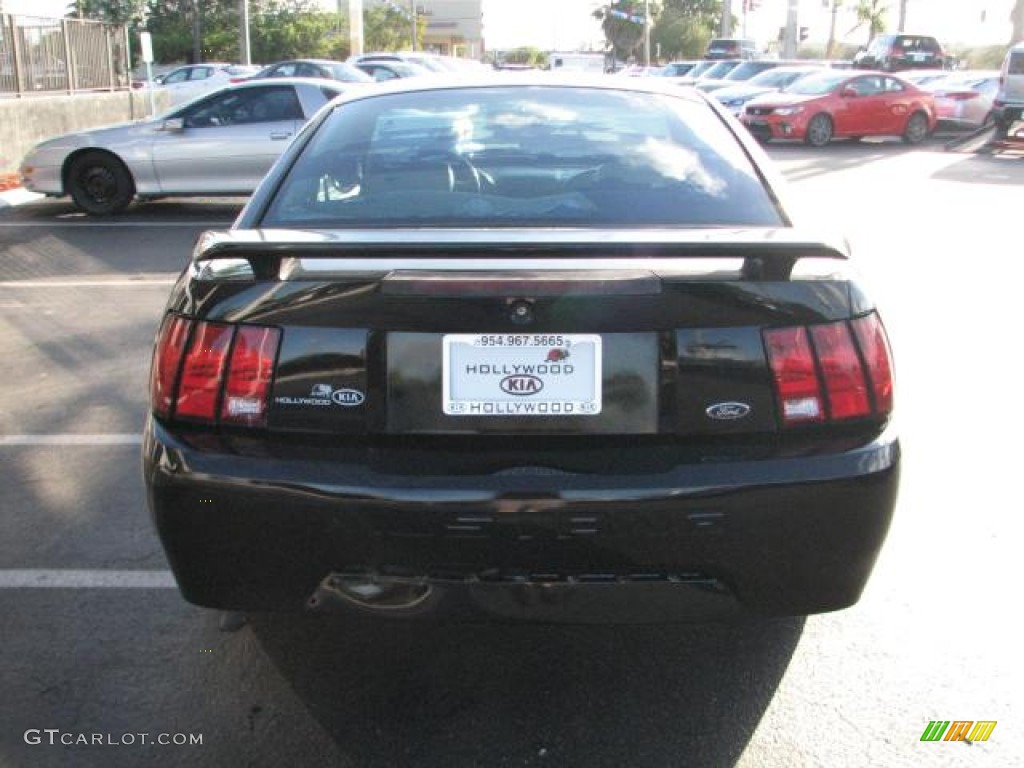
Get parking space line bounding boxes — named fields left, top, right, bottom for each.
left=0, top=279, right=176, bottom=288
left=0, top=221, right=229, bottom=228
left=0, top=434, right=143, bottom=446
left=0, top=570, right=175, bottom=588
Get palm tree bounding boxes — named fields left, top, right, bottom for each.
left=593, top=3, right=646, bottom=63
left=1012, top=0, right=1024, bottom=45
left=849, top=0, right=888, bottom=47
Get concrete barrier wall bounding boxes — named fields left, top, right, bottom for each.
left=0, top=90, right=171, bottom=175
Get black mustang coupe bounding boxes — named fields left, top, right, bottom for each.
left=143, top=75, right=899, bottom=622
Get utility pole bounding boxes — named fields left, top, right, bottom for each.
left=898, top=0, right=907, bottom=31
left=410, top=0, right=416, bottom=50
left=239, top=0, right=251, bottom=65
left=349, top=0, right=364, bottom=57
left=192, top=0, right=202, bottom=63
left=644, top=0, right=651, bottom=66
left=783, top=0, right=798, bottom=58
left=720, top=0, right=732, bottom=38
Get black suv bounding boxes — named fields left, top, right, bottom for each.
left=853, top=34, right=949, bottom=72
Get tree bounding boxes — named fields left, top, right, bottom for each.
left=363, top=6, right=411, bottom=52
left=592, top=2, right=651, bottom=62
left=1012, top=0, right=1024, bottom=45
left=67, top=0, right=148, bottom=25
left=849, top=0, right=888, bottom=47
left=650, top=0, right=721, bottom=61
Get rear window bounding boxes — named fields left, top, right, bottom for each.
left=1009, top=52, right=1024, bottom=76
left=261, top=86, right=783, bottom=229
left=894, top=36, right=940, bottom=52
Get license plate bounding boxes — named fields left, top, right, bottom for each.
left=443, top=334, right=602, bottom=416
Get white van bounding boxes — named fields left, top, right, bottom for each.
left=994, top=42, right=1024, bottom=137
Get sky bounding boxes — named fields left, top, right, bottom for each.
left=5, top=0, right=1018, bottom=49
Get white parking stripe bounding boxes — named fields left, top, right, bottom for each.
left=0, top=434, right=143, bottom=446
left=0, top=570, right=176, bottom=588
left=0, top=221, right=229, bottom=228
left=0, top=279, right=176, bottom=288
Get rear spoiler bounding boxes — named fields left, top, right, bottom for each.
left=192, top=228, right=851, bottom=281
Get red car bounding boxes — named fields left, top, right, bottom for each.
left=741, top=70, right=936, bottom=146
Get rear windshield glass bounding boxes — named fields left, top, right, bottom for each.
left=261, top=85, right=783, bottom=229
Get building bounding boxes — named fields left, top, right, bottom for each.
left=419, top=0, right=483, bottom=58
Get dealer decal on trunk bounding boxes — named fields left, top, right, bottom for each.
left=274, top=384, right=365, bottom=408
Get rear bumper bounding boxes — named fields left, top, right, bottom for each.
left=143, top=419, right=900, bottom=621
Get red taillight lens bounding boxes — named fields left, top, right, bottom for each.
left=176, top=322, right=235, bottom=421
left=944, top=92, right=977, bottom=101
left=851, top=313, right=894, bottom=416
left=764, top=327, right=824, bottom=424
left=151, top=315, right=192, bottom=418
left=810, top=322, right=870, bottom=420
left=221, top=326, right=281, bottom=427
left=765, top=313, right=894, bottom=427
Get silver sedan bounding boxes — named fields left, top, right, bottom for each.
left=19, top=78, right=347, bottom=215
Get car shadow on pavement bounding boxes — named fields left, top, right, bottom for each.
left=765, top=138, right=932, bottom=183
left=929, top=152, right=1024, bottom=185
left=249, top=611, right=806, bottom=767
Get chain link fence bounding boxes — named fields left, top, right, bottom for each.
left=1, top=13, right=130, bottom=96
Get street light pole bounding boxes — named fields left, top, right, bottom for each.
left=410, top=0, right=416, bottom=50
left=239, top=0, right=251, bottom=65
left=643, top=0, right=650, bottom=66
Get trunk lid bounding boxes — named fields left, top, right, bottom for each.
left=157, top=228, right=887, bottom=445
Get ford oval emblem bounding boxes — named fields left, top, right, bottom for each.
left=500, top=374, right=544, bottom=396
left=332, top=388, right=365, bottom=407
left=706, top=402, right=751, bottom=421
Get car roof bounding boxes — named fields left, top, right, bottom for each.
left=321, top=72, right=709, bottom=108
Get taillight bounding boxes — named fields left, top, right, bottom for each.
left=151, top=315, right=192, bottom=418
left=764, top=327, right=824, bottom=424
left=810, top=323, right=870, bottom=420
left=943, top=92, right=977, bottom=101
left=221, top=327, right=280, bottom=427
left=176, top=322, right=234, bottom=421
left=764, top=313, right=894, bottom=427
left=851, top=313, right=894, bottom=416
left=151, top=315, right=282, bottom=427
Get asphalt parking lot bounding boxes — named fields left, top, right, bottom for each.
left=1, top=137, right=1022, bottom=767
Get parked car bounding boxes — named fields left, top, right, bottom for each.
left=657, top=61, right=700, bottom=79
left=349, top=51, right=450, bottom=73
left=249, top=58, right=372, bottom=84
left=993, top=41, right=1024, bottom=137
left=741, top=70, right=936, bottom=146
left=852, top=34, right=950, bottom=72
left=355, top=60, right=433, bottom=81
left=695, top=59, right=793, bottom=93
left=713, top=64, right=824, bottom=116
left=705, top=38, right=757, bottom=60
left=143, top=74, right=899, bottom=622
left=673, top=59, right=719, bottom=84
left=19, top=78, right=347, bottom=215
left=895, top=68, right=952, bottom=88
left=684, top=59, right=742, bottom=85
left=926, top=70, right=999, bottom=130
left=151, top=63, right=241, bottom=106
